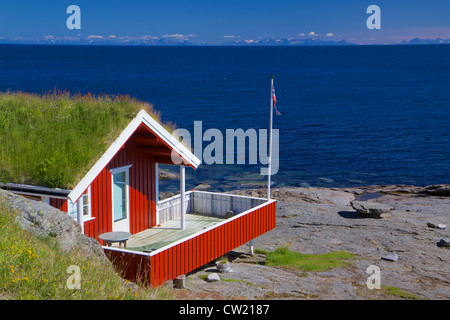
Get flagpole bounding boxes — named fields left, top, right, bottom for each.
left=267, top=75, right=274, bottom=201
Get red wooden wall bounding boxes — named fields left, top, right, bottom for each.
left=49, top=198, right=68, bottom=212
left=50, top=136, right=157, bottom=241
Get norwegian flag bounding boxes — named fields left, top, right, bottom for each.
left=272, top=85, right=281, bottom=115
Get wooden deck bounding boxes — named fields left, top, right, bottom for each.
left=103, top=199, right=277, bottom=287
left=126, top=213, right=226, bottom=252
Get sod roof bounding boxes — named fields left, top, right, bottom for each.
left=0, top=91, right=177, bottom=190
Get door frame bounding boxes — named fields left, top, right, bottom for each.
left=110, top=165, right=132, bottom=232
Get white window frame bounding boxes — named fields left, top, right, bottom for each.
left=110, top=165, right=132, bottom=232
left=81, top=187, right=92, bottom=219
left=68, top=199, right=78, bottom=220
left=68, top=186, right=92, bottom=221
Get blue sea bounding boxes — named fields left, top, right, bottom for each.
left=1, top=44, right=449, bottom=192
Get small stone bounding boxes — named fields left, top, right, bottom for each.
left=427, top=223, right=447, bottom=229
left=207, top=273, right=221, bottom=282
left=438, top=239, right=450, bottom=247
left=381, top=252, right=398, bottom=262
left=226, top=210, right=235, bottom=218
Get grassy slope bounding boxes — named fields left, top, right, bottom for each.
left=0, top=90, right=174, bottom=189
left=0, top=200, right=172, bottom=300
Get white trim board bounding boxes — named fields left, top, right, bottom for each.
left=68, top=110, right=201, bottom=203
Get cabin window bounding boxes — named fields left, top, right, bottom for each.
left=68, top=200, right=77, bottom=220
left=112, top=171, right=128, bottom=222
left=68, top=187, right=91, bottom=220
left=110, top=165, right=132, bottom=232
left=82, top=188, right=91, bottom=218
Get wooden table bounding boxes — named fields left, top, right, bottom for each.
left=98, top=231, right=132, bottom=248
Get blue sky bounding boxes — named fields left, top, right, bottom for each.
left=0, top=0, right=449, bottom=43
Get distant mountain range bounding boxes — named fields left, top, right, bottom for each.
left=221, top=38, right=355, bottom=46
left=0, top=35, right=449, bottom=46
left=400, top=37, right=450, bottom=45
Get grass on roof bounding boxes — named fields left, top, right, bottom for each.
left=0, top=90, right=175, bottom=189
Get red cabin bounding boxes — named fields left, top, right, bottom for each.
left=3, top=110, right=276, bottom=287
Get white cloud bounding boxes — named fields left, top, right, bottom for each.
left=141, top=35, right=159, bottom=40
left=162, top=34, right=198, bottom=40
left=223, top=35, right=240, bottom=38
left=87, top=35, right=104, bottom=39
left=298, top=33, right=305, bottom=36
left=308, top=31, right=315, bottom=36
left=326, top=33, right=334, bottom=37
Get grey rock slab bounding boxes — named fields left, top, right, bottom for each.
left=351, top=200, right=394, bottom=218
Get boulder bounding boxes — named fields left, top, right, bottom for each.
left=350, top=200, right=394, bottom=218
left=0, top=189, right=108, bottom=262
left=194, top=183, right=212, bottom=191
left=158, top=170, right=179, bottom=180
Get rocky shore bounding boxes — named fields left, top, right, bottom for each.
left=1, top=183, right=448, bottom=300
left=174, top=184, right=450, bottom=300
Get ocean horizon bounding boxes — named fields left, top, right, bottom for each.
left=0, top=44, right=449, bottom=192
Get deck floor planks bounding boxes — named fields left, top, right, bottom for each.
left=126, top=213, right=225, bottom=252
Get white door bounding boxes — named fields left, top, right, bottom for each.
left=111, top=167, right=130, bottom=232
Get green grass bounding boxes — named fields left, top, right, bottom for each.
left=264, top=247, right=356, bottom=272
left=0, top=200, right=172, bottom=300
left=254, top=248, right=269, bottom=255
left=0, top=90, right=175, bottom=189
left=381, top=285, right=423, bottom=300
